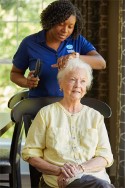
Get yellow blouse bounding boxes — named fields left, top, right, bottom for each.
left=22, top=102, right=113, bottom=187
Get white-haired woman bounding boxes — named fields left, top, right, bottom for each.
left=22, top=58, right=114, bottom=188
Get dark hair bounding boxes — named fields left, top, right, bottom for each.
left=40, top=0, right=83, bottom=38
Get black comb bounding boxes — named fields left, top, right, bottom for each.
left=33, top=59, right=41, bottom=77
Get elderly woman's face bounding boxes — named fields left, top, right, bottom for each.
left=60, top=68, right=88, bottom=100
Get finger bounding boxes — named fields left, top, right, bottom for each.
left=28, top=74, right=39, bottom=82
left=58, top=178, right=64, bottom=188
left=61, top=167, right=74, bottom=178
left=61, top=168, right=70, bottom=178
left=62, top=178, right=68, bottom=188
left=29, top=70, right=34, bottom=74
left=63, top=163, right=77, bottom=175
left=57, top=57, right=63, bottom=69
left=63, top=167, right=75, bottom=177
left=60, top=179, right=67, bottom=188
left=33, top=83, right=38, bottom=88
left=64, top=162, right=75, bottom=169
left=27, top=78, right=39, bottom=88
left=51, top=63, right=58, bottom=68
left=59, top=55, right=70, bottom=68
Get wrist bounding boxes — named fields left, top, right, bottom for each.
left=79, top=164, right=85, bottom=173
left=56, top=167, right=62, bottom=176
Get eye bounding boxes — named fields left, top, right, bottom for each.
left=70, top=78, right=75, bottom=81
left=68, top=25, right=74, bottom=29
left=81, top=80, right=86, bottom=83
left=68, top=78, right=75, bottom=83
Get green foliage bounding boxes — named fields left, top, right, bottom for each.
left=0, top=0, right=55, bottom=89
left=0, top=65, right=11, bottom=87
left=0, top=0, right=55, bottom=59
left=0, top=0, right=15, bottom=10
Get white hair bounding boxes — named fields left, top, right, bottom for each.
left=57, top=58, right=93, bottom=90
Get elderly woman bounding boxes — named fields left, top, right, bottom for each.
left=22, top=58, right=114, bottom=188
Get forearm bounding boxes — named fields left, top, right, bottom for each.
left=80, top=157, right=107, bottom=173
left=52, top=51, right=106, bottom=70
left=28, top=157, right=61, bottom=176
left=11, top=70, right=39, bottom=89
left=10, top=72, right=28, bottom=88
left=79, top=54, right=106, bottom=70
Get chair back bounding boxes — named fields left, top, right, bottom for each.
left=10, top=119, right=24, bottom=165
left=11, top=97, right=111, bottom=124
left=81, top=97, right=112, bottom=118
left=0, top=90, right=28, bottom=187
left=8, top=90, right=28, bottom=164
left=11, top=97, right=61, bottom=123
left=8, top=120, right=24, bottom=187
left=8, top=90, right=28, bottom=186
left=8, top=89, right=29, bottom=109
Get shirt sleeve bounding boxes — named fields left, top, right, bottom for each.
left=78, top=35, right=96, bottom=54
left=12, top=38, right=29, bottom=70
left=21, top=109, right=46, bottom=161
left=95, top=115, right=114, bottom=167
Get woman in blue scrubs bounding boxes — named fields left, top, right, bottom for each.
left=10, top=0, right=106, bottom=98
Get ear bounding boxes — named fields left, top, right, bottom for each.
left=59, top=85, right=63, bottom=91
left=58, top=80, right=62, bottom=91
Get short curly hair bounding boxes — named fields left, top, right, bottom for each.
left=40, top=0, right=83, bottom=38
left=57, top=58, right=93, bottom=91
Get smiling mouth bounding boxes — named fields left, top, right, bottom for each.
left=72, top=91, right=81, bottom=93
left=58, top=34, right=67, bottom=39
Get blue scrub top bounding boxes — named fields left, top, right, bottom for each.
left=12, top=30, right=96, bottom=97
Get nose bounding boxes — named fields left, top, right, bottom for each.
left=61, top=26, right=68, bottom=33
left=74, top=80, right=81, bottom=87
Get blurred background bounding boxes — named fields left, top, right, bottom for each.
left=0, top=0, right=55, bottom=112
left=0, top=0, right=125, bottom=187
